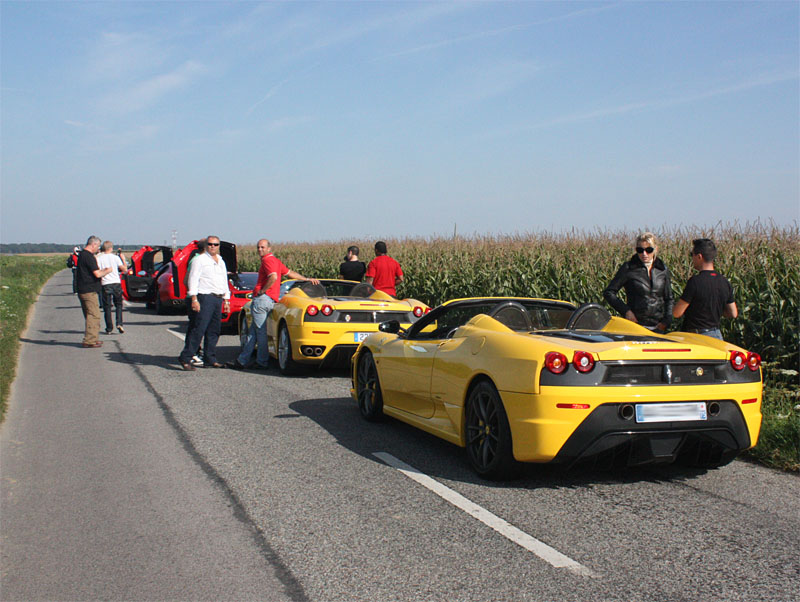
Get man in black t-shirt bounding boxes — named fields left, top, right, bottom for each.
left=77, top=235, right=113, bottom=347
left=673, top=238, right=738, bottom=340
left=338, top=245, right=366, bottom=282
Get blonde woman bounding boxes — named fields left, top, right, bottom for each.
left=603, top=232, right=674, bottom=332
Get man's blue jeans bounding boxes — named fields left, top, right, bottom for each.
left=180, top=294, right=223, bottom=365
left=237, top=294, right=274, bottom=367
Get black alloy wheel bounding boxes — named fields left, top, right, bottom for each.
left=464, top=381, right=519, bottom=480
left=356, top=351, right=383, bottom=421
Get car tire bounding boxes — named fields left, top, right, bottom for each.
left=277, top=323, right=299, bottom=375
left=356, top=351, right=383, bottom=421
left=239, top=315, right=249, bottom=348
left=155, top=286, right=166, bottom=315
left=464, top=380, right=520, bottom=480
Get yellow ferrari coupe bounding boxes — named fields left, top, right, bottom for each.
left=239, top=279, right=429, bottom=374
left=350, top=298, right=763, bottom=479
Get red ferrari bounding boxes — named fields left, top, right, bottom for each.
left=151, top=239, right=255, bottom=327
left=121, top=245, right=173, bottom=302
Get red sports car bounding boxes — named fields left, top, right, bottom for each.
left=121, top=245, right=173, bottom=302
left=151, top=239, right=254, bottom=326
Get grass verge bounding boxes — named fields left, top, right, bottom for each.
left=0, top=255, right=67, bottom=421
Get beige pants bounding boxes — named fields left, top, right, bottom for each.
left=78, top=292, right=101, bottom=345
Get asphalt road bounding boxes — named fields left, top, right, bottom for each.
left=2, top=270, right=798, bottom=601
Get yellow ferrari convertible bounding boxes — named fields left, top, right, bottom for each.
left=239, top=279, right=429, bottom=374
left=350, top=298, right=763, bottom=479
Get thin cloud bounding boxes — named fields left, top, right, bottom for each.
left=98, top=61, right=206, bottom=115
left=378, top=2, right=623, bottom=61
left=525, top=70, right=799, bottom=131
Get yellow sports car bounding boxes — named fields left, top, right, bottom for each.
left=350, top=298, right=763, bottom=479
left=238, top=279, right=429, bottom=374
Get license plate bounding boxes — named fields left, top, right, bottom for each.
left=354, top=332, right=371, bottom=342
left=635, top=402, right=707, bottom=423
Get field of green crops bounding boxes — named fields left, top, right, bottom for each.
left=239, top=223, right=799, bottom=470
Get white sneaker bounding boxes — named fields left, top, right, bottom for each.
left=190, top=355, right=203, bottom=366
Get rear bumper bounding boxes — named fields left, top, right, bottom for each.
left=501, top=382, right=763, bottom=465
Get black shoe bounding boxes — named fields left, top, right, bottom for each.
left=105, top=330, right=113, bottom=335
left=251, top=363, right=270, bottom=371
left=227, top=360, right=246, bottom=370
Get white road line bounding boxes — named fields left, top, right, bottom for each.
left=372, top=452, right=596, bottom=578
left=168, top=329, right=185, bottom=341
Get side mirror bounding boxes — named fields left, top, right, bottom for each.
left=379, top=320, right=401, bottom=334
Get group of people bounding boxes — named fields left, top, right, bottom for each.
left=75, top=236, right=127, bottom=348
left=75, top=232, right=735, bottom=367
left=603, top=232, right=737, bottom=340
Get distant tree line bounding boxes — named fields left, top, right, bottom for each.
left=1, top=243, right=143, bottom=254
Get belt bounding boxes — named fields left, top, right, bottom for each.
left=690, top=327, right=718, bottom=334
left=199, top=292, right=225, bottom=298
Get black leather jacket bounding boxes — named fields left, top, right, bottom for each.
left=603, top=255, right=674, bottom=328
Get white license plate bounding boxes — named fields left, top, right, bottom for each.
left=354, top=332, right=372, bottom=342
left=635, top=402, right=707, bottom=423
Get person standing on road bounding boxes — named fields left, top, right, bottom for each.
left=184, top=239, right=207, bottom=366
left=178, top=235, right=230, bottom=371
left=338, top=245, right=366, bottom=281
left=603, top=232, right=674, bottom=332
left=229, top=239, right=319, bottom=370
left=364, top=241, right=403, bottom=297
left=96, top=241, right=127, bottom=334
left=673, top=238, right=738, bottom=340
left=76, top=236, right=113, bottom=348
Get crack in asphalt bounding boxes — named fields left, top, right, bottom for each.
left=117, top=340, right=309, bottom=602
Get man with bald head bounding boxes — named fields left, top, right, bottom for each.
left=229, top=239, right=318, bottom=370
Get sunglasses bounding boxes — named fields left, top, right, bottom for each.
left=207, top=242, right=220, bottom=247
left=636, top=246, right=655, bottom=254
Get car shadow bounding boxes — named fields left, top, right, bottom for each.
left=289, top=396, right=711, bottom=490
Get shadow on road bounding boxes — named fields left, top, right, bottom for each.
left=290, top=396, right=710, bottom=491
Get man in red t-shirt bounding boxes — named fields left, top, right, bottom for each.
left=230, top=239, right=318, bottom=370
left=365, top=241, right=404, bottom=297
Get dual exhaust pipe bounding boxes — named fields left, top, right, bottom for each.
left=301, top=346, right=325, bottom=357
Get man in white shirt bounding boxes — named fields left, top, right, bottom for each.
left=96, top=241, right=127, bottom=334
left=178, top=235, right=230, bottom=370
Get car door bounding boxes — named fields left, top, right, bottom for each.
left=378, top=336, right=439, bottom=419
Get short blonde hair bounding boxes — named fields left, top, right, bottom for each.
left=635, top=232, right=657, bottom=248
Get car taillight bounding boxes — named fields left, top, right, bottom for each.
left=545, top=352, right=568, bottom=374
left=321, top=304, right=333, bottom=316
left=572, top=350, right=595, bottom=373
left=730, top=350, right=746, bottom=371
left=424, top=307, right=431, bottom=314
left=413, top=306, right=424, bottom=317
left=746, top=352, right=761, bottom=371
left=306, top=305, right=319, bottom=316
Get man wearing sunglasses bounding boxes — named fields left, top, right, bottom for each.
left=178, top=235, right=230, bottom=370
left=672, top=238, right=737, bottom=340
left=603, top=232, right=674, bottom=332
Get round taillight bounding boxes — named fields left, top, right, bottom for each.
left=545, top=352, right=568, bottom=374
left=730, top=350, right=746, bottom=371
left=424, top=307, right=431, bottom=314
left=321, top=304, right=333, bottom=316
left=746, top=352, right=761, bottom=371
left=306, top=305, right=319, bottom=316
left=413, top=306, right=424, bottom=317
left=572, top=350, right=595, bottom=373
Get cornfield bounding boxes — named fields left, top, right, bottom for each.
left=239, top=223, right=798, bottom=378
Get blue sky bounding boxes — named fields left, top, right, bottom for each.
left=1, top=1, right=797, bottom=246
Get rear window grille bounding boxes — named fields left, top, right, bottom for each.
left=603, top=364, right=720, bottom=385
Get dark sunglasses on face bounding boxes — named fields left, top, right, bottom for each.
left=636, top=246, right=655, bottom=254
left=207, top=242, right=220, bottom=246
